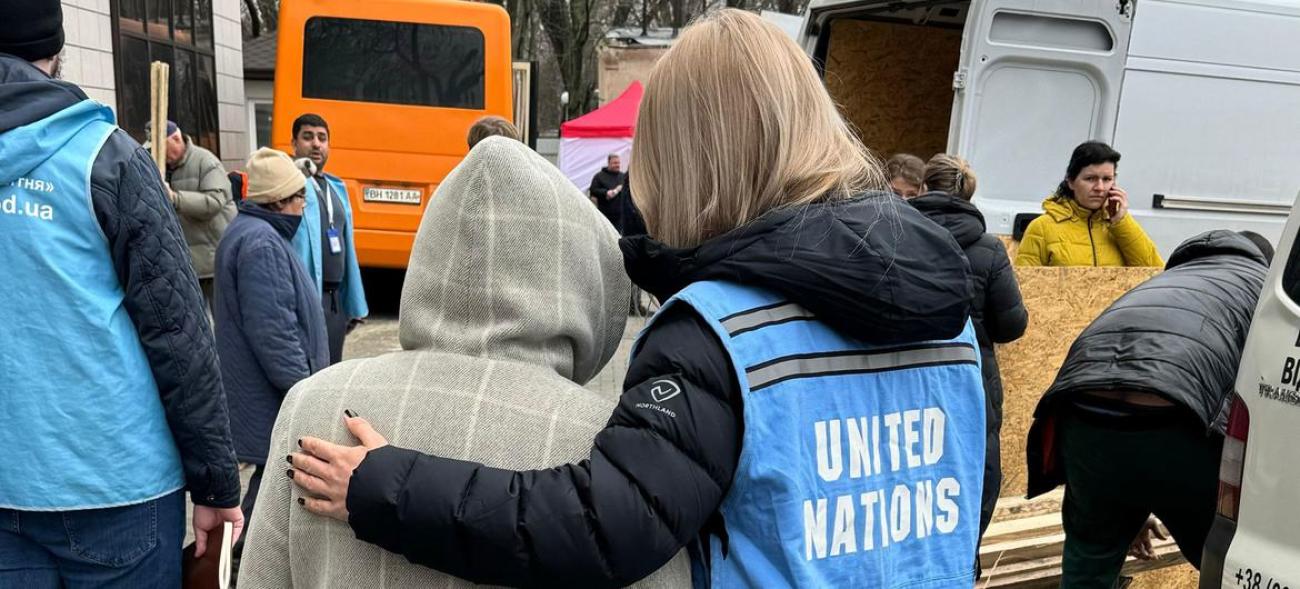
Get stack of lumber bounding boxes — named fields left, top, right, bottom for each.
left=978, top=490, right=1186, bottom=588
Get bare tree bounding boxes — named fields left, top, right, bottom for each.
left=538, top=0, right=607, bottom=118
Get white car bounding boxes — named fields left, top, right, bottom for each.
left=1201, top=196, right=1300, bottom=589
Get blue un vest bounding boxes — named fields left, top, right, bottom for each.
left=645, top=281, right=985, bottom=588
left=0, top=101, right=184, bottom=510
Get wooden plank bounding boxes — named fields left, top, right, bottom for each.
left=979, top=533, right=1187, bottom=588
left=149, top=61, right=169, bottom=178
left=981, top=513, right=1062, bottom=545
left=992, top=489, right=1064, bottom=521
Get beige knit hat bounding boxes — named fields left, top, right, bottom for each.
left=244, top=148, right=306, bottom=204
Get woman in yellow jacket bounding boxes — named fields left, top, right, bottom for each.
left=1016, top=141, right=1163, bottom=267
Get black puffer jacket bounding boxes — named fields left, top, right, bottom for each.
left=910, top=192, right=1028, bottom=399
left=0, top=53, right=240, bottom=507
left=910, top=192, right=1027, bottom=537
left=1026, top=230, right=1269, bottom=498
left=346, top=193, right=972, bottom=587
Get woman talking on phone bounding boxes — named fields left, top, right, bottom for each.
left=1016, top=141, right=1163, bottom=267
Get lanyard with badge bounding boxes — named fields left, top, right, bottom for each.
left=317, top=177, right=343, bottom=255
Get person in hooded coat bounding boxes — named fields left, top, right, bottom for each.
left=1025, top=230, right=1274, bottom=588
left=238, top=137, right=691, bottom=588
left=909, top=154, right=1028, bottom=550
left=287, top=11, right=984, bottom=588
left=214, top=148, right=329, bottom=523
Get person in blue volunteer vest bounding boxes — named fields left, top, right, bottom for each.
left=0, top=1, right=244, bottom=584
left=289, top=113, right=368, bottom=365
left=285, top=10, right=987, bottom=587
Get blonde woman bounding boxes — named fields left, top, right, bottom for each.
left=910, top=154, right=1028, bottom=558
left=288, top=10, right=987, bottom=587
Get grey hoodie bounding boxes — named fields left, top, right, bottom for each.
left=239, top=137, right=690, bottom=588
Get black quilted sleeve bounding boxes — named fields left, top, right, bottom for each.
left=90, top=131, right=241, bottom=508
left=346, top=305, right=743, bottom=587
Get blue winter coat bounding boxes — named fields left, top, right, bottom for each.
left=215, top=203, right=329, bottom=464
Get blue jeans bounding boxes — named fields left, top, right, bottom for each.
left=0, top=490, right=184, bottom=588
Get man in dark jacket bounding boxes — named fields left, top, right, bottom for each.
left=911, top=190, right=1028, bottom=545
left=0, top=2, right=242, bottom=583
left=288, top=193, right=984, bottom=587
left=214, top=148, right=329, bottom=522
left=1025, top=230, right=1273, bottom=588
left=589, top=153, right=628, bottom=230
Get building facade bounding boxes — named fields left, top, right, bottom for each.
left=60, top=0, right=248, bottom=168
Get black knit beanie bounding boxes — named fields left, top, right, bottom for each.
left=0, top=0, right=65, bottom=62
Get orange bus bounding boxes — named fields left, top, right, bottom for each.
left=273, top=0, right=513, bottom=268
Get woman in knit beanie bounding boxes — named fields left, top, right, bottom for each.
left=212, top=148, right=329, bottom=533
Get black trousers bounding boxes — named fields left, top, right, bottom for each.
left=240, top=464, right=266, bottom=524
left=323, top=286, right=347, bottom=365
left=1059, top=411, right=1222, bottom=588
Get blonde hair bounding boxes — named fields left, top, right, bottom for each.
left=924, top=153, right=977, bottom=201
left=467, top=116, right=519, bottom=148
left=630, top=9, right=884, bottom=248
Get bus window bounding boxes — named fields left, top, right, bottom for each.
left=302, top=17, right=485, bottom=110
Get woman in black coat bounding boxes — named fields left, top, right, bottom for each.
left=909, top=154, right=1029, bottom=543
left=282, top=11, right=986, bottom=588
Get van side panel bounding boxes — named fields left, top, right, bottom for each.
left=1214, top=196, right=1300, bottom=589
left=946, top=1, right=1132, bottom=237
left=1112, top=0, right=1300, bottom=256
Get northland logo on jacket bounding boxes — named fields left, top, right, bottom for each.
left=647, top=280, right=986, bottom=588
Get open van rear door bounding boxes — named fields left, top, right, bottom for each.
left=950, top=0, right=1134, bottom=235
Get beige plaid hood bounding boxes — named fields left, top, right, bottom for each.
left=399, top=136, right=629, bottom=385
left=238, top=139, right=691, bottom=588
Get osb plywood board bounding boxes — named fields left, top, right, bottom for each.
left=1131, top=563, right=1198, bottom=589
left=994, top=266, right=1162, bottom=497
left=823, top=19, right=962, bottom=160
left=998, top=235, right=1019, bottom=262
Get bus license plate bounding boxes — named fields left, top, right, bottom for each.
left=363, top=187, right=422, bottom=205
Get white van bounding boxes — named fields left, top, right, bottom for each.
left=797, top=0, right=1300, bottom=257
left=1198, top=196, right=1300, bottom=585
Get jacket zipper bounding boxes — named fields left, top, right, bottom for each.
left=1088, top=214, right=1098, bottom=267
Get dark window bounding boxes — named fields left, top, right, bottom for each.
left=253, top=102, right=273, bottom=148
left=118, top=0, right=145, bottom=35
left=117, top=36, right=151, bottom=140
left=172, top=0, right=193, bottom=45
left=1284, top=237, right=1300, bottom=303
left=146, top=0, right=170, bottom=39
left=302, top=17, right=485, bottom=109
left=111, top=0, right=219, bottom=154
left=194, top=0, right=213, bottom=50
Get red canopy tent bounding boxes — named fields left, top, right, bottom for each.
left=559, top=82, right=643, bottom=189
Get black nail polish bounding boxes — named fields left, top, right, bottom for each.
left=344, top=409, right=358, bottom=418
left=286, top=469, right=294, bottom=479
left=297, top=497, right=305, bottom=506
left=297, top=438, right=303, bottom=448
left=286, top=455, right=293, bottom=464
